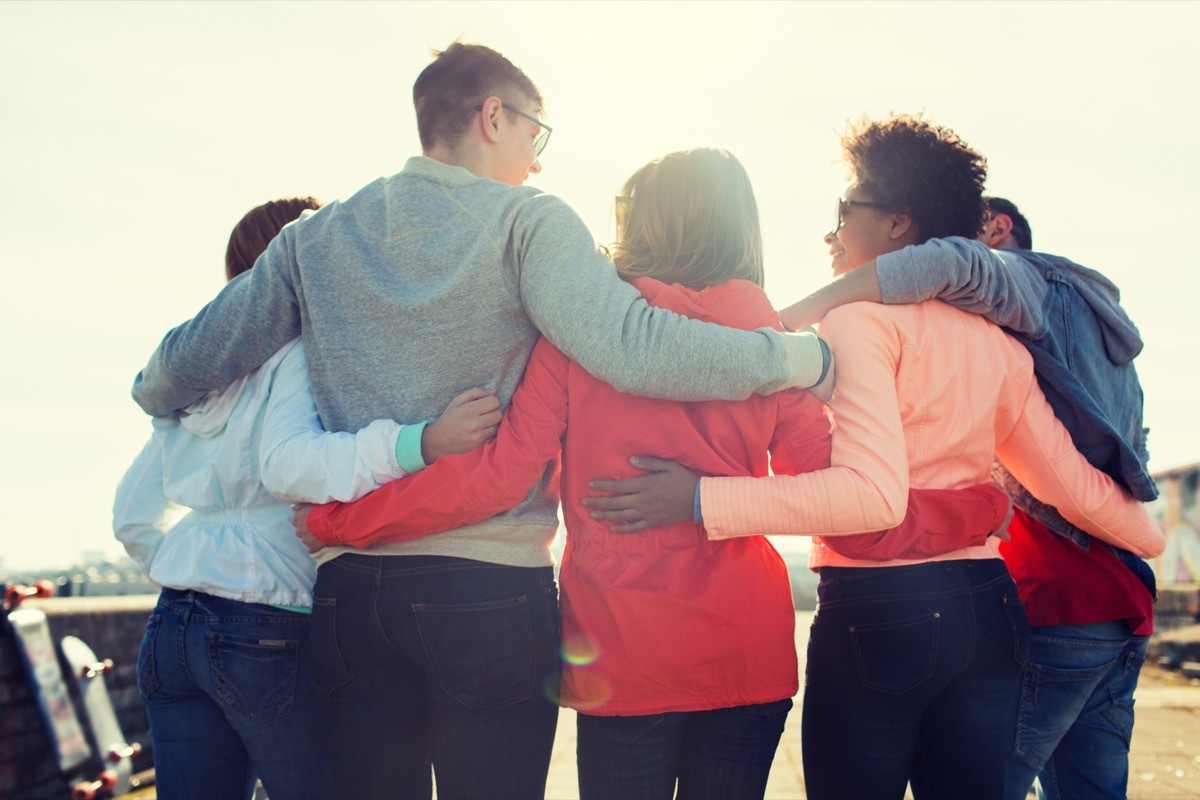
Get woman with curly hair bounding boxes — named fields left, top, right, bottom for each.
left=581, top=116, right=1162, bottom=800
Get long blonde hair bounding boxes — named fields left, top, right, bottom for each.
left=609, top=148, right=764, bottom=289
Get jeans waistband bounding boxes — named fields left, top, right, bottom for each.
left=327, top=552, right=554, bottom=579
left=818, top=558, right=1010, bottom=599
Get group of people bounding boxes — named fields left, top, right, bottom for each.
left=115, top=41, right=1164, bottom=800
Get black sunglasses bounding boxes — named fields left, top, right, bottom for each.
left=834, top=198, right=891, bottom=232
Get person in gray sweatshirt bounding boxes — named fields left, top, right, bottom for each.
left=130, top=42, right=831, bottom=800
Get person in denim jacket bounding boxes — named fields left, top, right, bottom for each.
left=778, top=196, right=1159, bottom=800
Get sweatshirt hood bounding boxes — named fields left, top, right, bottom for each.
left=1053, top=258, right=1144, bottom=365
left=179, top=376, right=249, bottom=438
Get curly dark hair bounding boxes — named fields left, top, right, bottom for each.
left=841, top=114, right=987, bottom=242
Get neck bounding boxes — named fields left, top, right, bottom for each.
left=424, top=141, right=493, bottom=181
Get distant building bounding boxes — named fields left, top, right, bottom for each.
left=1149, top=462, right=1200, bottom=584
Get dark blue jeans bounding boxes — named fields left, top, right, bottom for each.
left=1007, top=621, right=1149, bottom=800
left=137, top=589, right=320, bottom=800
left=801, top=560, right=1029, bottom=800
left=576, top=699, right=792, bottom=800
left=307, top=554, right=561, bottom=800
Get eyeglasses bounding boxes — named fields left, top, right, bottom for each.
left=477, top=101, right=553, bottom=157
left=614, top=195, right=633, bottom=231
left=834, top=198, right=890, bottom=232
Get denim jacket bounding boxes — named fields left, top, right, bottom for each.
left=877, top=239, right=1158, bottom=594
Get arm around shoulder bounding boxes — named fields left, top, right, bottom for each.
left=259, top=341, right=406, bottom=504
left=513, top=196, right=822, bottom=400
left=132, top=224, right=307, bottom=416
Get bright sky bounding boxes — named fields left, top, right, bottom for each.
left=2, top=1, right=1197, bottom=571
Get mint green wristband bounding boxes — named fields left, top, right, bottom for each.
left=395, top=421, right=429, bottom=474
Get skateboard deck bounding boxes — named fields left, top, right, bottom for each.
left=7, top=608, right=92, bottom=774
left=62, top=635, right=142, bottom=797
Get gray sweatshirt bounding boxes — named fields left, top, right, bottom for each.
left=132, top=156, right=824, bottom=567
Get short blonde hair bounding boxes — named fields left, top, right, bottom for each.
left=609, top=148, right=763, bottom=289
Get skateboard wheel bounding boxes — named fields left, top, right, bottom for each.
left=106, top=741, right=143, bottom=762
left=4, top=580, right=55, bottom=607
left=71, top=769, right=118, bottom=800
left=81, top=659, right=114, bottom=679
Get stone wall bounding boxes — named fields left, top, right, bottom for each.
left=1, top=595, right=155, bottom=800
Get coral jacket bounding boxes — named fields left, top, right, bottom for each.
left=307, top=278, right=1008, bottom=714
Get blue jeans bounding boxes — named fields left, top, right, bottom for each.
left=801, top=560, right=1029, bottom=800
left=307, top=554, right=561, bottom=800
left=137, top=589, right=320, bottom=800
left=576, top=699, right=793, bottom=800
left=1006, top=621, right=1149, bottom=800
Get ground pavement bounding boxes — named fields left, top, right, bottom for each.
left=543, top=611, right=1200, bottom=800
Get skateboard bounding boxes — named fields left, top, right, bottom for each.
left=62, top=635, right=143, bottom=797
left=6, top=607, right=93, bottom=776
left=4, top=579, right=55, bottom=608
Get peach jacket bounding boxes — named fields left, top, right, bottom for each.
left=700, top=300, right=1164, bottom=568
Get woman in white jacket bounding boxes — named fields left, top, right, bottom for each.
left=113, top=198, right=500, bottom=800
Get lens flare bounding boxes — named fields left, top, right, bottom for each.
left=561, top=633, right=600, bottom=666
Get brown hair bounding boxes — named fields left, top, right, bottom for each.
left=224, top=196, right=322, bottom=282
left=842, top=114, right=987, bottom=242
left=412, top=41, right=543, bottom=152
left=609, top=148, right=764, bottom=289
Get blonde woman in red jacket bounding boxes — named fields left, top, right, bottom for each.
left=297, top=148, right=1007, bottom=799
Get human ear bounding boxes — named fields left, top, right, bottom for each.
left=479, top=96, right=504, bottom=144
left=986, top=214, right=1014, bottom=248
left=887, top=212, right=915, bottom=241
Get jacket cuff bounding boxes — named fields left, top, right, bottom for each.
left=307, top=504, right=343, bottom=546
left=395, top=421, right=429, bottom=474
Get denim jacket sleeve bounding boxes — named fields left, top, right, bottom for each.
left=875, top=238, right=1049, bottom=337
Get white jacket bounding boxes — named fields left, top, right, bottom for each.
left=113, top=339, right=407, bottom=607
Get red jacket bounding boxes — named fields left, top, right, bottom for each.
left=308, top=277, right=1007, bottom=714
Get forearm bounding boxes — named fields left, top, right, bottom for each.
left=308, top=339, right=570, bottom=547
left=259, top=342, right=408, bottom=504
left=702, top=441, right=910, bottom=540
left=263, top=419, right=406, bottom=504
left=875, top=238, right=1047, bottom=336
left=516, top=198, right=824, bottom=398
left=778, top=263, right=883, bottom=329
left=819, top=484, right=1008, bottom=561
left=132, top=229, right=303, bottom=416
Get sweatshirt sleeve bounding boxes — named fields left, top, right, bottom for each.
left=131, top=219, right=307, bottom=417
left=510, top=195, right=827, bottom=399
left=876, top=238, right=1049, bottom=337
left=112, top=434, right=184, bottom=576
left=306, top=337, right=571, bottom=547
left=995, top=345, right=1165, bottom=558
left=701, top=303, right=910, bottom=539
left=258, top=341, right=407, bottom=504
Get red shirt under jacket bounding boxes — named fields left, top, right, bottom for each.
left=1000, top=510, right=1154, bottom=635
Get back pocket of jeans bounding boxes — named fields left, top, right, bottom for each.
left=137, top=613, right=162, bottom=698
left=850, top=611, right=940, bottom=695
left=208, top=631, right=300, bottom=723
left=414, top=595, right=535, bottom=710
